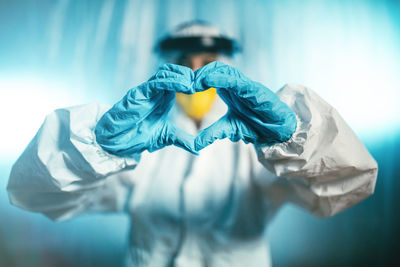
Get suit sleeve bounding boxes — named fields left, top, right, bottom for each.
left=256, top=84, right=378, bottom=217
left=7, top=103, right=139, bottom=221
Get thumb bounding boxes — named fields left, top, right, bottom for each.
left=195, top=115, right=238, bottom=151
left=168, top=124, right=199, bottom=155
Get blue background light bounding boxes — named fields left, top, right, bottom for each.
left=0, top=0, right=399, bottom=266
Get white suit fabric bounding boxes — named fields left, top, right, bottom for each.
left=8, top=84, right=378, bottom=267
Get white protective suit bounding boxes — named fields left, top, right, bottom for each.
left=8, top=84, right=378, bottom=267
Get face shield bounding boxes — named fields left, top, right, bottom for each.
left=155, top=21, right=240, bottom=122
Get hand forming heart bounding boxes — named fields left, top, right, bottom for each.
left=193, top=62, right=297, bottom=151
left=95, top=62, right=297, bottom=157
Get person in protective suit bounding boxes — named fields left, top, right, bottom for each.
left=7, top=21, right=378, bottom=267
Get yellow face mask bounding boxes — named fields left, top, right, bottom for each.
left=176, top=87, right=217, bottom=120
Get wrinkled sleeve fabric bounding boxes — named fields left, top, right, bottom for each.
left=7, top=103, right=139, bottom=221
left=256, top=84, right=378, bottom=217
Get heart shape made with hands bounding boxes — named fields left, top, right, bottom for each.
left=95, top=61, right=297, bottom=157
left=167, top=61, right=296, bottom=154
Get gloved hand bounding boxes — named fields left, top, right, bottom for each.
left=193, top=61, right=297, bottom=151
left=95, top=64, right=198, bottom=156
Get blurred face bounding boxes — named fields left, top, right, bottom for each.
left=176, top=52, right=218, bottom=71
left=175, top=52, right=219, bottom=127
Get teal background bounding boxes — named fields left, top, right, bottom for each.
left=0, top=0, right=399, bottom=266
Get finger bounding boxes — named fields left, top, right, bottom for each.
left=157, top=63, right=194, bottom=78
left=147, top=68, right=195, bottom=94
left=151, top=64, right=194, bottom=85
left=150, top=69, right=193, bottom=83
left=195, top=64, right=252, bottom=97
left=126, top=86, right=175, bottom=117
left=147, top=64, right=195, bottom=94
left=171, top=127, right=199, bottom=155
left=160, top=122, right=198, bottom=155
left=147, top=79, right=195, bottom=94
left=193, top=61, right=227, bottom=92
left=202, top=72, right=249, bottom=95
left=194, top=115, right=238, bottom=151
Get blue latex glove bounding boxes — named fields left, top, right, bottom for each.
left=194, top=61, right=297, bottom=151
left=95, top=64, right=198, bottom=156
